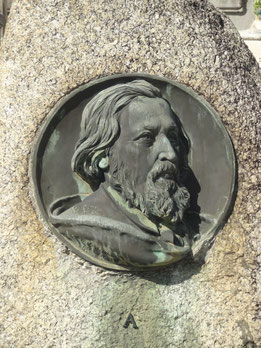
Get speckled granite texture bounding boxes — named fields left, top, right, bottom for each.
left=0, top=0, right=260, bottom=347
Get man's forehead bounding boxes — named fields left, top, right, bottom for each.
left=120, top=96, right=177, bottom=130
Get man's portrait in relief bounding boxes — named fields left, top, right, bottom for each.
left=49, top=80, right=194, bottom=269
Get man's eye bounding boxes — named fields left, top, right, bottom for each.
left=170, top=138, right=179, bottom=146
left=168, top=134, right=179, bottom=147
left=136, top=132, right=154, bottom=145
left=141, top=133, right=153, bottom=140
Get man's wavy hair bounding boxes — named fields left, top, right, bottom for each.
left=72, top=80, right=190, bottom=190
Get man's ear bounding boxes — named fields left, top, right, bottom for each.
left=98, top=156, right=109, bottom=169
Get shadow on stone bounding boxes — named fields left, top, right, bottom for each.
left=129, top=257, right=203, bottom=286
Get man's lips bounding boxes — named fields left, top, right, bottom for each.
left=151, top=162, right=178, bottom=181
left=159, top=172, right=174, bottom=179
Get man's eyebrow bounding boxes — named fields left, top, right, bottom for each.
left=167, top=125, right=179, bottom=133
left=131, top=125, right=159, bottom=140
left=142, top=125, right=160, bottom=132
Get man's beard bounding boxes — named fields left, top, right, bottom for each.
left=109, top=155, right=190, bottom=224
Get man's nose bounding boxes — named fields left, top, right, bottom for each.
left=158, top=135, right=177, bottom=163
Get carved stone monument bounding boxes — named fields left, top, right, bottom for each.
left=31, top=77, right=236, bottom=270
left=0, top=1, right=260, bottom=347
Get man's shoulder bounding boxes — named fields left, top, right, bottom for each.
left=49, top=187, right=135, bottom=228
left=67, top=188, right=110, bottom=216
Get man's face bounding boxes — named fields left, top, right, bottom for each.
left=108, top=96, right=190, bottom=223
left=110, top=97, right=181, bottom=192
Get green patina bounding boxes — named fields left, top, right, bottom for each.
left=254, top=0, right=261, bottom=18
left=45, top=129, right=60, bottom=155
left=152, top=251, right=168, bottom=263
left=73, top=173, right=91, bottom=197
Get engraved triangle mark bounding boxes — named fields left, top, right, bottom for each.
left=123, top=313, right=138, bottom=329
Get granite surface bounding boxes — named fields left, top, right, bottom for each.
left=0, top=0, right=260, bottom=347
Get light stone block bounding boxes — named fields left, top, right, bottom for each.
left=0, top=1, right=260, bottom=347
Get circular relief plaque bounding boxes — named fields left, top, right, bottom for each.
left=31, top=74, right=236, bottom=270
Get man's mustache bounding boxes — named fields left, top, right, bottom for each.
left=150, top=161, right=178, bottom=181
